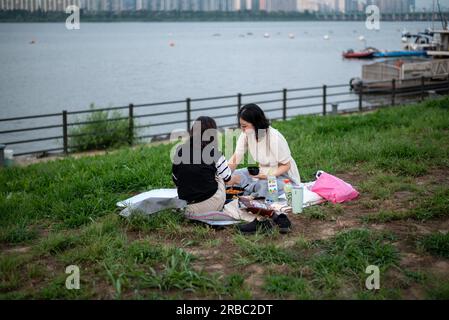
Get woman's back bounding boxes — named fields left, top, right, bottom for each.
left=172, top=141, right=219, bottom=204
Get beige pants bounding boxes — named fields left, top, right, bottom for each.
left=185, top=176, right=226, bottom=216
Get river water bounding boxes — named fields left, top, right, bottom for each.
left=0, top=21, right=433, bottom=154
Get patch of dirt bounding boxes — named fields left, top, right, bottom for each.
left=244, top=265, right=266, bottom=299
left=429, top=260, right=449, bottom=275
left=298, top=219, right=339, bottom=240
left=3, top=246, right=31, bottom=254
left=416, top=167, right=449, bottom=186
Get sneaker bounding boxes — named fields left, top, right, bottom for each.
left=272, top=213, right=292, bottom=234
left=237, top=218, right=273, bottom=234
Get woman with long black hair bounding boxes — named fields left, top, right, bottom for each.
left=227, top=103, right=301, bottom=198
left=172, top=116, right=232, bottom=216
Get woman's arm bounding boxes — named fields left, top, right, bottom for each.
left=216, top=154, right=232, bottom=183
left=255, top=162, right=291, bottom=180
left=227, top=153, right=239, bottom=172
left=228, top=133, right=246, bottom=172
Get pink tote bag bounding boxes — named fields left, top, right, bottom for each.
left=311, top=171, right=359, bottom=204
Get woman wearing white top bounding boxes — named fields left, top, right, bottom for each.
left=227, top=104, right=301, bottom=198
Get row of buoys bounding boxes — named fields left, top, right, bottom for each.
left=168, top=34, right=332, bottom=44
left=167, top=31, right=376, bottom=44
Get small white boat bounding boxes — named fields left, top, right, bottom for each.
left=288, top=33, right=295, bottom=39
left=264, top=33, right=270, bottom=38
left=323, top=35, right=330, bottom=40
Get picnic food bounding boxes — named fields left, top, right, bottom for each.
left=226, top=186, right=245, bottom=200
left=226, top=189, right=242, bottom=195
left=239, top=196, right=275, bottom=217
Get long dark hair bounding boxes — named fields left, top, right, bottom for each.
left=238, top=104, right=270, bottom=141
left=190, top=116, right=218, bottom=149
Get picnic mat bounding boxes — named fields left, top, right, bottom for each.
left=117, top=182, right=325, bottom=225
left=117, top=189, right=187, bottom=218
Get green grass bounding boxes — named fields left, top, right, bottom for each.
left=426, top=280, right=449, bottom=300
left=305, top=229, right=400, bottom=295
left=224, top=274, right=252, bottom=299
left=0, top=255, right=28, bottom=292
left=233, top=234, right=296, bottom=265
left=1, top=97, right=449, bottom=299
left=139, top=248, right=221, bottom=293
left=363, top=187, right=449, bottom=223
left=362, top=210, right=411, bottom=223
left=260, top=229, right=401, bottom=299
left=264, top=275, right=313, bottom=299
left=303, top=206, right=328, bottom=220
left=312, top=229, right=399, bottom=274
left=418, top=232, right=449, bottom=259
left=412, top=188, right=449, bottom=221
left=0, top=222, right=38, bottom=244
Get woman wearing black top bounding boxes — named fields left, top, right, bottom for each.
left=172, top=116, right=232, bottom=215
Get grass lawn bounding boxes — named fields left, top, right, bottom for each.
left=1, top=97, right=449, bottom=300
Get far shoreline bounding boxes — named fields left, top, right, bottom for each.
left=0, top=20, right=435, bottom=23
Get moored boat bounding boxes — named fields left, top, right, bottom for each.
left=343, top=48, right=377, bottom=59
left=373, top=50, right=428, bottom=58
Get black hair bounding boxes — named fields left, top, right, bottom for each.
left=238, top=103, right=270, bottom=141
left=189, top=116, right=218, bottom=149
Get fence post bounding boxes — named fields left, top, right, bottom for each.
left=128, top=103, right=134, bottom=146
left=391, top=79, right=396, bottom=106
left=62, top=110, right=68, bottom=155
left=237, top=93, right=242, bottom=127
left=283, top=88, right=287, bottom=120
left=322, top=85, right=327, bottom=116
left=0, top=144, right=5, bottom=168
left=421, top=76, right=425, bottom=101
left=447, top=74, right=449, bottom=95
left=358, top=82, right=363, bottom=112
left=186, top=98, right=191, bottom=132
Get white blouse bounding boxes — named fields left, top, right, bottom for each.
left=234, top=127, right=301, bottom=185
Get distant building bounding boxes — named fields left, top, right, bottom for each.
left=260, top=0, right=297, bottom=12
left=298, top=0, right=319, bottom=12
left=3, top=0, right=38, bottom=11
left=0, top=0, right=425, bottom=13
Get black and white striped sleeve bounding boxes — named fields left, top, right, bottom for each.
left=216, top=155, right=232, bottom=183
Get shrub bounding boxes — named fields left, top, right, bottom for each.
left=68, top=104, right=134, bottom=152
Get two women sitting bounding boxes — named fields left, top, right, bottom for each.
left=172, top=103, right=300, bottom=217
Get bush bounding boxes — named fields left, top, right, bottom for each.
left=69, top=104, right=134, bottom=152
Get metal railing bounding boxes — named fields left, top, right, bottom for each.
left=1, top=75, right=449, bottom=158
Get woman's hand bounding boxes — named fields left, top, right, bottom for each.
left=254, top=173, right=267, bottom=180
left=226, top=175, right=241, bottom=186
